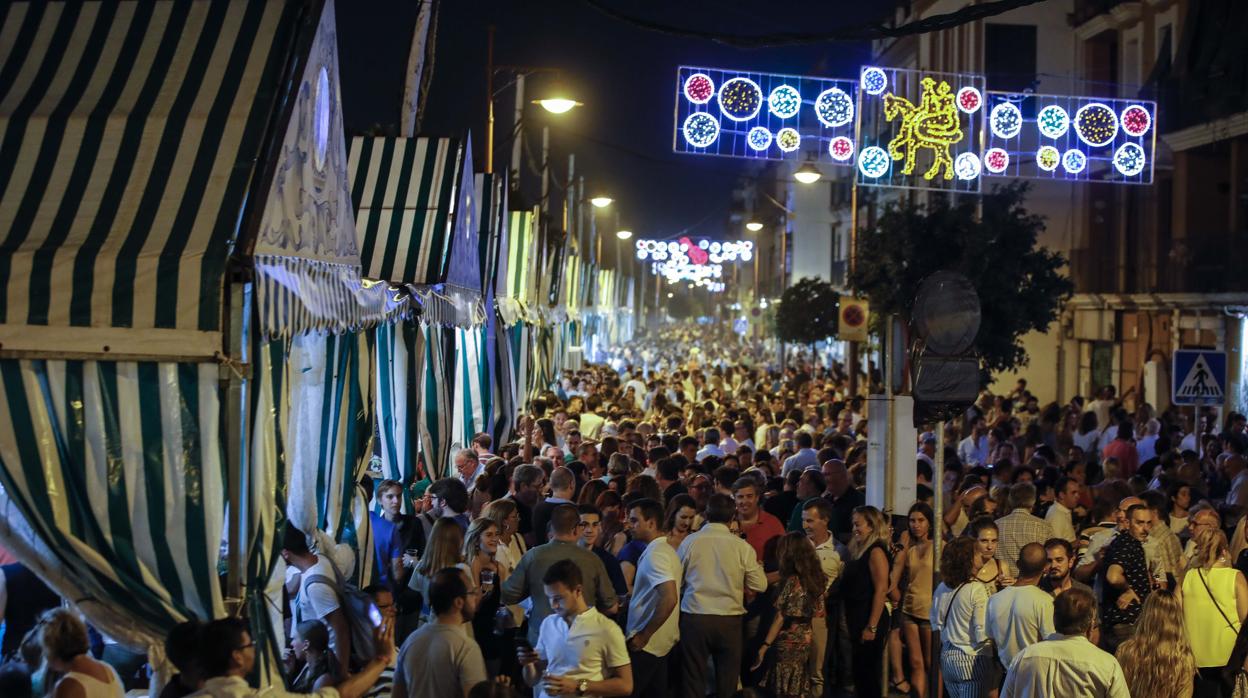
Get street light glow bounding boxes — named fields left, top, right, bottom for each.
left=745, top=221, right=763, bottom=232
left=535, top=97, right=582, bottom=114
left=590, top=196, right=613, bottom=208
left=616, top=230, right=633, bottom=240
left=794, top=162, right=823, bottom=184
left=666, top=292, right=674, bottom=298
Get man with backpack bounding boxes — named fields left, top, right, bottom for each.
left=282, top=523, right=352, bottom=676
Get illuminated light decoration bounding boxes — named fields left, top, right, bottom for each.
left=858, top=146, right=890, bottom=178
left=697, top=240, right=709, bottom=250
left=767, top=85, right=802, bottom=118
left=861, top=67, right=887, bottom=95
left=828, top=136, right=855, bottom=162
left=1120, top=104, right=1151, bottom=137
left=814, top=87, right=854, bottom=127
left=683, top=73, right=715, bottom=104
left=746, top=126, right=773, bottom=151
left=983, top=147, right=1009, bottom=174
left=989, top=101, right=1023, bottom=139
left=1036, top=145, right=1060, bottom=172
left=775, top=127, right=801, bottom=152
left=956, top=86, right=982, bottom=114
left=1062, top=149, right=1087, bottom=174
left=883, top=77, right=963, bottom=180
left=1074, top=102, right=1118, bottom=147
left=1113, top=142, right=1147, bottom=177
left=954, top=152, right=981, bottom=180
left=682, top=112, right=720, bottom=148
left=718, top=77, right=763, bottom=121
left=636, top=250, right=646, bottom=260
left=1036, top=105, right=1069, bottom=139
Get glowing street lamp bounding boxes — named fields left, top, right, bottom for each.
left=616, top=230, right=633, bottom=240
left=590, top=196, right=614, bottom=208
left=794, top=161, right=823, bottom=184
left=534, top=85, right=583, bottom=114
left=745, top=221, right=763, bottom=232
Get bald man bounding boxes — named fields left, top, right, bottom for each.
left=987, top=543, right=1056, bottom=669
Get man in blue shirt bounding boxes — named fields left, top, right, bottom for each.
left=370, top=479, right=408, bottom=590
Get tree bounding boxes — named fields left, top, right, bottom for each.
left=666, top=292, right=705, bottom=320
left=849, top=181, right=1073, bottom=375
left=774, top=276, right=839, bottom=345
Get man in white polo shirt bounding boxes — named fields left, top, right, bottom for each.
left=519, top=558, right=633, bottom=697
left=625, top=498, right=681, bottom=698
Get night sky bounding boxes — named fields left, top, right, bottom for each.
left=337, top=1, right=881, bottom=239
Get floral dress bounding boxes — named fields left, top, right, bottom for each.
left=762, top=576, right=824, bottom=698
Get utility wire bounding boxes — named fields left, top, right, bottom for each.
left=581, top=0, right=1049, bottom=48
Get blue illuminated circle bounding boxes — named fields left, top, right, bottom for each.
left=990, top=102, right=1023, bottom=139
left=746, top=126, right=773, bottom=151
left=1036, top=105, right=1069, bottom=139
left=1113, top=142, right=1146, bottom=177
left=954, top=152, right=981, bottom=181
left=1074, top=102, right=1118, bottom=147
left=1036, top=145, right=1060, bottom=172
left=861, top=67, right=887, bottom=96
left=828, top=136, right=855, bottom=162
left=682, top=113, right=720, bottom=148
left=815, top=87, right=854, bottom=127
left=776, top=127, right=801, bottom=152
left=718, top=77, right=763, bottom=122
left=1062, top=149, right=1087, bottom=174
left=768, top=85, right=802, bottom=118
left=858, top=146, right=890, bottom=178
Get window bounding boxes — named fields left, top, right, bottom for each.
left=984, top=23, right=1037, bottom=93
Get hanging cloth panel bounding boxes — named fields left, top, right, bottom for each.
left=507, top=324, right=532, bottom=416
left=418, top=325, right=454, bottom=479
left=0, top=359, right=224, bottom=653
left=373, top=320, right=423, bottom=512
left=491, top=312, right=518, bottom=446
left=0, top=1, right=297, bottom=354
left=452, top=325, right=492, bottom=453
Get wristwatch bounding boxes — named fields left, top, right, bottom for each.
left=577, top=678, right=590, bottom=695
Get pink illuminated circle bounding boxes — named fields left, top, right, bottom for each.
left=957, top=87, right=982, bottom=114
left=984, top=148, right=1010, bottom=173
left=684, top=73, right=715, bottom=104
left=829, top=136, right=855, bottom=162
left=1120, top=105, right=1151, bottom=137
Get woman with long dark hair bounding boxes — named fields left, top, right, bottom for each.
left=934, top=536, right=994, bottom=698
left=752, top=532, right=827, bottom=698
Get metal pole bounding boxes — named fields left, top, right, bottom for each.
left=931, top=418, right=946, bottom=696
left=541, top=126, right=550, bottom=215
left=485, top=26, right=495, bottom=174
left=510, top=74, right=525, bottom=185
left=848, top=179, right=860, bottom=397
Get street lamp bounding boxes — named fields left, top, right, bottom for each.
left=745, top=221, right=763, bottom=232
left=616, top=230, right=633, bottom=240
left=534, top=93, right=582, bottom=114
left=793, top=161, right=823, bottom=184
left=590, top=196, right=614, bottom=208
left=485, top=26, right=581, bottom=174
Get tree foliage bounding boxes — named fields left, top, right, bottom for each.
left=848, top=181, right=1073, bottom=375
left=775, top=276, right=840, bottom=345
left=666, top=292, right=704, bottom=320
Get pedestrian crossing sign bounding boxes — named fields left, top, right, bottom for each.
left=1172, top=350, right=1226, bottom=405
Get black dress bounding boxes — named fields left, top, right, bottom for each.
left=840, top=541, right=889, bottom=697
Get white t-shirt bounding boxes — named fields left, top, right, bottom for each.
left=626, top=538, right=682, bottom=656
left=934, top=581, right=991, bottom=656
left=985, top=584, right=1056, bottom=668
left=537, top=607, right=630, bottom=695
left=297, top=557, right=342, bottom=624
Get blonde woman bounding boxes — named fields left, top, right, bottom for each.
left=1116, top=589, right=1196, bottom=698
left=408, top=518, right=464, bottom=626
left=464, top=517, right=508, bottom=669
left=1182, top=528, right=1248, bottom=695
left=482, top=498, right=525, bottom=577
left=40, top=608, right=125, bottom=698
left=841, top=505, right=891, bottom=698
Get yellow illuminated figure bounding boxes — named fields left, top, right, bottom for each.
left=883, top=77, right=964, bottom=180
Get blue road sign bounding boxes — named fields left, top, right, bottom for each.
left=1172, top=350, right=1226, bottom=405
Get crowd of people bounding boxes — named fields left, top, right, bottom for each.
left=7, top=326, right=1248, bottom=698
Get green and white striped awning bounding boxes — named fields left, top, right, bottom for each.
left=348, top=136, right=475, bottom=287
left=0, top=1, right=298, bottom=358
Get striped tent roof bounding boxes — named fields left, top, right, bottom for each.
left=0, top=1, right=299, bottom=358
left=348, top=136, right=481, bottom=290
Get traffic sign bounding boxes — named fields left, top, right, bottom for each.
left=839, top=297, right=869, bottom=342
left=1172, top=350, right=1226, bottom=405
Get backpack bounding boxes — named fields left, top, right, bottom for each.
left=298, top=557, right=378, bottom=669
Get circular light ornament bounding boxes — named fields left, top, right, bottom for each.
left=767, top=85, right=802, bottom=118
left=990, top=101, right=1023, bottom=139
left=1113, top=142, right=1147, bottom=177
left=741, top=250, right=753, bottom=261
left=954, top=152, right=981, bottom=181
left=636, top=250, right=646, bottom=260
left=683, top=113, right=720, bottom=148
left=746, top=126, right=773, bottom=152
left=956, top=86, right=982, bottom=114
left=1120, top=104, right=1151, bottom=137
left=983, top=147, right=1010, bottom=174
left=775, top=128, right=801, bottom=152
left=1074, top=102, right=1118, bottom=147
left=1036, top=145, right=1061, bottom=172
left=1062, top=149, right=1087, bottom=174
left=683, top=73, right=715, bottom=104
left=697, top=240, right=709, bottom=250
left=861, top=67, right=887, bottom=96
left=828, top=136, right=855, bottom=162
left=1036, top=105, right=1069, bottom=139
left=815, top=87, right=854, bottom=127
left=718, top=77, right=763, bottom=122
left=858, top=146, right=890, bottom=178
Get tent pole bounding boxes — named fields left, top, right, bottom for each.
left=223, top=279, right=251, bottom=617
